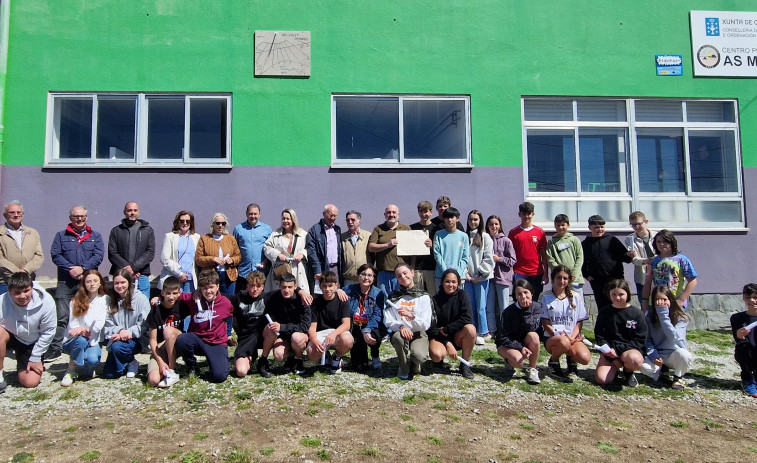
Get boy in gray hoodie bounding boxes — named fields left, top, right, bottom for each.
left=0, top=272, right=56, bottom=392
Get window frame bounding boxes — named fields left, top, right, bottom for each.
left=45, top=92, right=232, bottom=168
left=521, top=97, right=744, bottom=230
left=331, top=94, right=472, bottom=168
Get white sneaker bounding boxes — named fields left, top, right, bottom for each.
left=61, top=369, right=77, bottom=387
left=158, top=369, right=180, bottom=388
left=126, top=360, right=139, bottom=378
left=475, top=336, right=485, bottom=346
left=397, top=366, right=409, bottom=380
left=329, top=356, right=343, bottom=375
left=526, top=367, right=541, bottom=385
left=371, top=357, right=382, bottom=370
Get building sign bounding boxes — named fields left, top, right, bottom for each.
left=691, top=11, right=757, bottom=77
left=656, top=55, right=683, bottom=76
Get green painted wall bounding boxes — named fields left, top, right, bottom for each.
left=2, top=0, right=756, bottom=166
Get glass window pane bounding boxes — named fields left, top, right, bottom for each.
left=530, top=200, right=578, bottom=223
left=526, top=129, right=576, bottom=193
left=57, top=98, right=92, bottom=159
left=96, top=97, right=136, bottom=160
left=335, top=97, right=399, bottom=160
left=638, top=200, right=689, bottom=223
left=689, top=201, right=742, bottom=222
left=577, top=100, right=626, bottom=122
left=579, top=129, right=628, bottom=193
left=578, top=200, right=631, bottom=223
left=634, top=100, right=683, bottom=122
left=147, top=98, right=185, bottom=160
left=689, top=130, right=738, bottom=192
left=523, top=99, right=573, bottom=121
left=189, top=99, right=227, bottom=159
left=636, top=129, right=685, bottom=192
left=686, top=101, right=735, bottom=123
left=402, top=100, right=467, bottom=160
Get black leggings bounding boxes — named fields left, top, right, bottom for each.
left=735, top=342, right=757, bottom=382
left=350, top=325, right=383, bottom=366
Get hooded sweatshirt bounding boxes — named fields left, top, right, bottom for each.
left=0, top=281, right=56, bottom=362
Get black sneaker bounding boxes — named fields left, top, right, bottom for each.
left=459, top=362, right=474, bottom=379
left=0, top=379, right=7, bottom=394
left=256, top=357, right=272, bottom=378
left=549, top=359, right=573, bottom=383
left=284, top=356, right=296, bottom=373
left=293, top=358, right=306, bottom=375
left=566, top=356, right=578, bottom=375
left=43, top=349, right=62, bottom=362
left=433, top=361, right=447, bottom=371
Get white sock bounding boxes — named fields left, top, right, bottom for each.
left=0, top=369, right=4, bottom=382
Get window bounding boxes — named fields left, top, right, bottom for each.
left=332, top=94, right=471, bottom=167
left=46, top=93, right=231, bottom=166
left=522, top=98, right=742, bottom=229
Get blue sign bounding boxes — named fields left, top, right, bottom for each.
left=705, top=17, right=720, bottom=36
left=656, top=55, right=683, bottom=76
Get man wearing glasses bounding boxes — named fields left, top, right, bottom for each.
left=340, top=210, right=372, bottom=287
left=0, top=201, right=44, bottom=296
left=108, top=201, right=155, bottom=300
left=48, top=205, right=104, bottom=361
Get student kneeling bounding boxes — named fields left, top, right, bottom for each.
left=306, top=272, right=353, bottom=374
left=429, top=269, right=476, bottom=379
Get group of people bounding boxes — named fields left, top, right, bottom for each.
left=0, top=197, right=754, bottom=398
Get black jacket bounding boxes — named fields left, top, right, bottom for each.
left=495, top=301, right=543, bottom=350
left=594, top=304, right=647, bottom=356
left=108, top=218, right=155, bottom=275
left=429, top=289, right=473, bottom=341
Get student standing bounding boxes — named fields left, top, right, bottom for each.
left=433, top=207, right=469, bottom=288
left=546, top=214, right=585, bottom=297
left=642, top=230, right=698, bottom=311
left=581, top=215, right=632, bottom=309
left=625, top=211, right=654, bottom=298
left=465, top=210, right=494, bottom=345
left=508, top=202, right=549, bottom=300
left=485, top=215, right=516, bottom=338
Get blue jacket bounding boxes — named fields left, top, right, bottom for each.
left=50, top=225, right=105, bottom=286
left=306, top=219, right=343, bottom=284
left=344, top=283, right=385, bottom=334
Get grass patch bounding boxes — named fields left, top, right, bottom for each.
left=698, top=418, right=722, bottom=429
left=104, top=422, right=114, bottom=430
left=223, top=446, right=252, bottom=463
left=432, top=402, right=447, bottom=410
left=193, top=432, right=209, bottom=440
left=469, top=348, right=501, bottom=364
left=236, top=403, right=251, bottom=411
left=288, top=383, right=306, bottom=392
left=748, top=447, right=757, bottom=453
left=515, top=412, right=528, bottom=419
left=405, top=425, right=417, bottom=432
left=259, top=447, right=275, bottom=456
left=316, top=449, right=330, bottom=461
left=181, top=450, right=209, bottom=463
left=691, top=366, right=717, bottom=376
left=500, top=451, right=519, bottom=462
left=519, top=422, right=535, bottom=431
left=670, top=420, right=688, bottom=428
left=11, top=453, right=34, bottom=463
left=484, top=412, right=497, bottom=418
left=419, top=392, right=438, bottom=400
left=687, top=330, right=733, bottom=349
left=402, top=394, right=418, bottom=404
left=234, top=391, right=252, bottom=401
left=446, top=413, right=461, bottom=422
left=509, top=433, right=522, bottom=440
left=427, top=436, right=444, bottom=445
left=153, top=418, right=174, bottom=429
left=309, top=399, right=335, bottom=409
left=300, top=437, right=322, bottom=447
left=607, top=419, right=631, bottom=428
left=361, top=447, right=382, bottom=457
left=12, top=389, right=50, bottom=402
left=80, top=450, right=101, bottom=461
left=63, top=426, right=77, bottom=433
left=59, top=388, right=80, bottom=401
left=399, top=414, right=413, bottom=421
left=428, top=458, right=440, bottom=463
left=596, top=442, right=618, bottom=454
left=306, top=408, right=319, bottom=416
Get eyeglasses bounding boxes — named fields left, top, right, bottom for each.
left=214, top=221, right=227, bottom=226
left=179, top=219, right=191, bottom=224
left=70, top=215, right=87, bottom=219
left=359, top=272, right=375, bottom=278
left=346, top=218, right=358, bottom=222
left=630, top=222, right=645, bottom=227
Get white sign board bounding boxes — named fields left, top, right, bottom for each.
left=690, top=10, right=757, bottom=77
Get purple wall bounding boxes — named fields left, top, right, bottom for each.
left=0, top=165, right=752, bottom=294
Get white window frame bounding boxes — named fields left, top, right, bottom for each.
left=522, top=97, right=744, bottom=230
left=331, top=94, right=472, bottom=168
left=45, top=92, right=232, bottom=168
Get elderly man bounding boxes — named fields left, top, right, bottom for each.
left=340, top=210, right=372, bottom=286
left=368, top=204, right=411, bottom=292
left=108, top=201, right=155, bottom=299
left=306, top=204, right=343, bottom=291
left=0, top=272, right=56, bottom=391
left=233, top=203, right=273, bottom=282
left=49, top=205, right=104, bottom=360
left=0, top=201, right=44, bottom=295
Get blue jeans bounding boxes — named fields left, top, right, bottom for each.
left=486, top=282, right=510, bottom=334
left=63, top=336, right=102, bottom=374
left=180, top=280, right=195, bottom=293
left=465, top=279, right=490, bottom=336
left=377, top=271, right=398, bottom=295
left=136, top=274, right=151, bottom=300
left=0, top=283, right=7, bottom=295
left=103, top=339, right=142, bottom=378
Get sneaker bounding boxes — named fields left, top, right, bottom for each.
left=371, top=357, right=382, bottom=370
left=61, top=369, right=77, bottom=387
left=186, top=362, right=198, bottom=377
left=256, top=357, right=272, bottom=378
left=433, top=361, right=447, bottom=371
left=742, top=380, right=757, bottom=398
left=413, top=362, right=422, bottom=375
left=625, top=371, right=639, bottom=388
left=44, top=349, right=62, bottom=362
left=566, top=357, right=578, bottom=375
left=159, top=370, right=180, bottom=388
left=0, top=379, right=6, bottom=394
left=293, top=358, right=306, bottom=375
left=671, top=376, right=685, bottom=391
left=283, top=356, right=296, bottom=373
left=125, top=360, right=139, bottom=378
left=329, top=355, right=342, bottom=375
left=459, top=362, right=474, bottom=379
left=397, top=366, right=409, bottom=380
left=526, top=367, right=541, bottom=385
left=548, top=360, right=565, bottom=377
left=482, top=333, right=492, bottom=341
left=475, top=336, right=485, bottom=346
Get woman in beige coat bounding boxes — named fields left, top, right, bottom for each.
left=263, top=209, right=309, bottom=293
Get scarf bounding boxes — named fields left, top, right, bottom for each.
left=66, top=224, right=93, bottom=245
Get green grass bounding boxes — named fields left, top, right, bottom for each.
left=748, top=447, right=757, bottom=453
left=519, top=422, right=535, bottom=431
left=399, top=414, right=413, bottom=421
left=484, top=412, right=497, bottom=418
left=596, top=442, right=618, bottom=454
left=419, top=392, right=438, bottom=400
left=181, top=450, right=209, bottom=463
left=607, top=419, right=631, bottom=428
left=405, top=425, right=417, bottom=432
left=687, top=330, right=733, bottom=349
left=259, top=447, right=275, bottom=456
left=300, top=437, right=321, bottom=447
left=316, top=449, right=330, bottom=461
left=432, top=402, right=447, bottom=410
left=508, top=433, right=522, bottom=440
left=63, top=426, right=77, bottom=433
left=515, top=412, right=528, bottom=419
left=402, top=394, right=418, bottom=404
left=698, top=418, right=722, bottom=428
left=446, top=413, right=461, bottom=422
left=236, top=403, right=251, bottom=410
left=361, top=447, right=382, bottom=457
left=223, top=446, right=252, bottom=463
left=469, top=348, right=501, bottom=364
left=59, top=388, right=80, bottom=401
left=153, top=418, right=174, bottom=429
left=104, top=422, right=114, bottom=430
left=427, top=436, right=444, bottom=445
left=670, top=420, right=688, bottom=428
left=428, top=458, right=440, bottom=463
left=306, top=408, right=319, bottom=416
left=193, top=433, right=209, bottom=440
left=234, top=391, right=252, bottom=401
left=80, top=450, right=101, bottom=461
left=12, top=390, right=50, bottom=402
left=11, top=453, right=34, bottom=463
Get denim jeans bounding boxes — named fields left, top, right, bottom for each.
left=136, top=274, right=151, bottom=300
left=486, top=282, right=510, bottom=334
left=377, top=271, right=398, bottom=295
left=103, top=339, right=142, bottom=378
left=465, top=279, right=490, bottom=335
left=63, top=336, right=102, bottom=375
